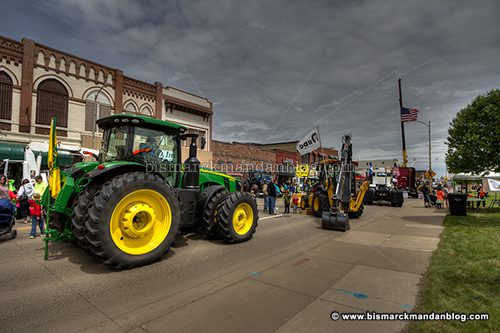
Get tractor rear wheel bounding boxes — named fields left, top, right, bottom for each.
left=312, top=191, right=329, bottom=217
left=71, top=182, right=99, bottom=251
left=198, top=186, right=228, bottom=238
left=85, top=172, right=180, bottom=269
left=216, top=192, right=258, bottom=243
left=300, top=195, right=308, bottom=210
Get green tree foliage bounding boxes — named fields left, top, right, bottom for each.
left=446, top=89, right=500, bottom=173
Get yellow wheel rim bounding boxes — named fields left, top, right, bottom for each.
left=232, top=203, right=254, bottom=236
left=110, top=189, right=171, bottom=255
left=313, top=197, right=320, bottom=211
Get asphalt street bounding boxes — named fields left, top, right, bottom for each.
left=0, top=198, right=445, bottom=333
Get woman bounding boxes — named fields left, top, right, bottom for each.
left=0, top=175, right=10, bottom=200
left=17, top=179, right=34, bottom=223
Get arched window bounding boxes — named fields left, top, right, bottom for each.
left=85, top=90, right=112, bottom=132
left=140, top=105, right=154, bottom=117
left=0, top=71, right=13, bottom=121
left=36, top=79, right=68, bottom=127
left=124, top=102, right=137, bottom=114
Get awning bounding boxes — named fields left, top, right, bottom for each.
left=39, top=151, right=78, bottom=167
left=0, top=141, right=77, bottom=167
left=0, top=142, right=26, bottom=161
left=452, top=173, right=483, bottom=181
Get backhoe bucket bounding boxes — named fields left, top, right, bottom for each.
left=321, top=211, right=350, bottom=231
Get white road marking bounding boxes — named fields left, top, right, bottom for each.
left=259, top=214, right=284, bottom=220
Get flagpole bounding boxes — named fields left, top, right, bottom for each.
left=398, top=79, right=408, bottom=167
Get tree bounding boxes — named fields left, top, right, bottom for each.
left=446, top=89, right=500, bottom=174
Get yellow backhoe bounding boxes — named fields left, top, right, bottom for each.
left=301, top=134, right=369, bottom=231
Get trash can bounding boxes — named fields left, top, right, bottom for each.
left=448, top=193, right=467, bottom=216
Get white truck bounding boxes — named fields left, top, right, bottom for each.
left=363, top=167, right=404, bottom=207
left=1, top=142, right=98, bottom=184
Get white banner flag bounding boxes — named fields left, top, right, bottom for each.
left=297, top=128, right=321, bottom=155
left=487, top=179, right=500, bottom=192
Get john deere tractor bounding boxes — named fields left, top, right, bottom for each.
left=45, top=114, right=258, bottom=269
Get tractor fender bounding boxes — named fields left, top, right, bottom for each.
left=197, top=185, right=228, bottom=213
left=84, top=163, right=148, bottom=184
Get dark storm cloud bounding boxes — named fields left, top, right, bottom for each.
left=2, top=0, right=499, bottom=176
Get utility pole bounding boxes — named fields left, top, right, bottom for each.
left=428, top=120, right=431, bottom=172
left=398, top=79, right=408, bottom=167
left=416, top=120, right=432, bottom=173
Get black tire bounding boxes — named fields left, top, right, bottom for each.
left=11, top=229, right=17, bottom=239
left=312, top=191, right=329, bottom=217
left=300, top=196, right=308, bottom=210
left=217, top=192, right=258, bottom=244
left=348, top=204, right=364, bottom=219
left=85, top=172, right=181, bottom=269
left=198, top=186, right=228, bottom=238
left=390, top=190, right=404, bottom=208
left=363, top=189, right=374, bottom=206
left=71, top=182, right=99, bottom=251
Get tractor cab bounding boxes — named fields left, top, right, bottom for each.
left=96, top=114, right=188, bottom=187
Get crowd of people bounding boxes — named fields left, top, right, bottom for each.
left=0, top=175, right=47, bottom=238
left=417, top=181, right=488, bottom=209
left=249, top=180, right=302, bottom=215
left=417, top=181, right=450, bottom=208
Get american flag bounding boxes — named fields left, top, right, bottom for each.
left=400, top=107, right=420, bottom=122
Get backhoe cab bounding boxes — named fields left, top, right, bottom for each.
left=46, top=114, right=258, bottom=269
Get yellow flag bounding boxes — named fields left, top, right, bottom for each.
left=48, top=117, right=61, bottom=198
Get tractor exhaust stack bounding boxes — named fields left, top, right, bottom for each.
left=183, top=134, right=200, bottom=189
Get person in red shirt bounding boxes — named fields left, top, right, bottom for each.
left=435, top=187, right=445, bottom=209
left=28, top=193, right=44, bottom=239
left=292, top=193, right=300, bottom=213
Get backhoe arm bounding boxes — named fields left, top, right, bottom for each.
left=349, top=180, right=370, bottom=212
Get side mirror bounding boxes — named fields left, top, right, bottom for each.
left=200, top=137, right=206, bottom=150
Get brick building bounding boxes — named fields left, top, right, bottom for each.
left=211, top=140, right=275, bottom=174
left=0, top=35, right=213, bottom=165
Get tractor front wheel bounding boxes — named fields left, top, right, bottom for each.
left=300, top=195, right=308, bottom=210
left=85, top=172, right=180, bottom=269
left=198, top=186, right=228, bottom=238
left=312, top=191, right=329, bottom=217
left=217, top=192, right=258, bottom=243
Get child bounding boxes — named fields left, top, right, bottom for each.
left=29, top=193, right=44, bottom=239
left=435, top=187, right=444, bottom=209
left=283, top=190, right=291, bottom=214
left=292, top=193, right=299, bottom=213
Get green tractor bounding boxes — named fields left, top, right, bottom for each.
left=45, top=114, right=258, bottom=269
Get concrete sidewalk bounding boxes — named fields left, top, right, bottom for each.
left=137, top=200, right=446, bottom=333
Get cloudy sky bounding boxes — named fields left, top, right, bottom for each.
left=2, top=0, right=499, bottom=176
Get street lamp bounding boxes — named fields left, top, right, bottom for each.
left=92, top=83, right=112, bottom=149
left=414, top=120, right=431, bottom=173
